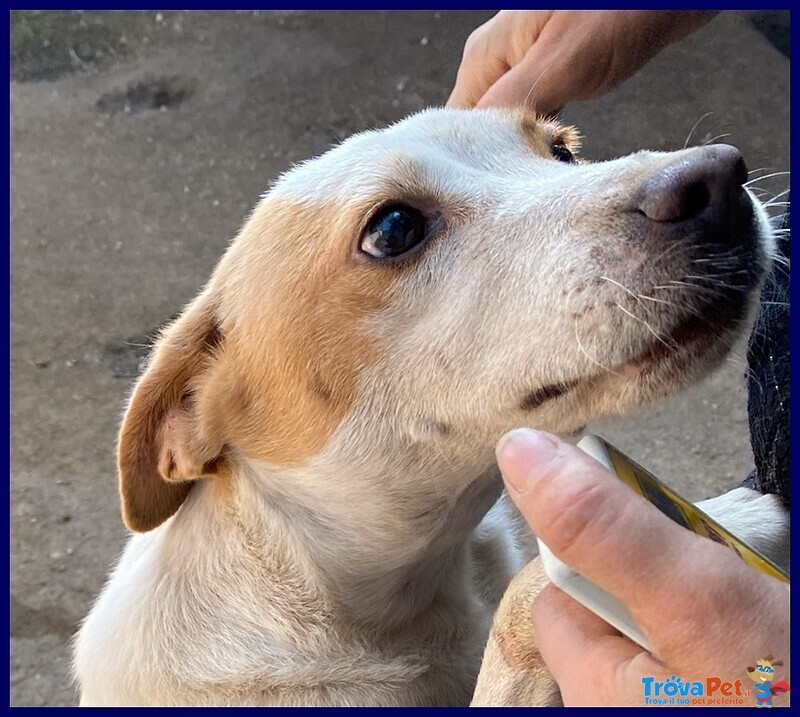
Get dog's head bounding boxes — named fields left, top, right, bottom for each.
left=118, top=108, right=774, bottom=532
left=747, top=657, right=782, bottom=683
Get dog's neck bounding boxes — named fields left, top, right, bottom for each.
left=172, top=443, right=502, bottom=632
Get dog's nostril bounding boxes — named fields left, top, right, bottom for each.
left=637, top=144, right=747, bottom=223
left=682, top=180, right=712, bottom=220
left=638, top=174, right=711, bottom=223
left=732, top=154, right=748, bottom=187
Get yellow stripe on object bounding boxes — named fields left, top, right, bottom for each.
left=581, top=436, right=789, bottom=584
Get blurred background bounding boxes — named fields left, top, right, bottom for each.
left=10, top=10, right=789, bottom=706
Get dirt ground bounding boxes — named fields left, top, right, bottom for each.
left=10, top=10, right=789, bottom=706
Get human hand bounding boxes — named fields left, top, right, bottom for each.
left=495, top=428, right=790, bottom=706
left=447, top=11, right=717, bottom=115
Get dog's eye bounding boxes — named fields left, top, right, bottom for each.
left=551, top=143, right=575, bottom=163
left=361, top=204, right=428, bottom=259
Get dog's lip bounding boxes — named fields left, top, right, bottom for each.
left=622, top=289, right=748, bottom=374
left=520, top=282, right=750, bottom=409
left=519, top=379, right=580, bottom=411
left=520, top=302, right=731, bottom=409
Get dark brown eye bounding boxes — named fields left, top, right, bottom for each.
left=552, top=143, right=575, bottom=163
left=361, top=204, right=428, bottom=259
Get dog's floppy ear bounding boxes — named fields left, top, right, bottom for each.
left=118, top=291, right=227, bottom=532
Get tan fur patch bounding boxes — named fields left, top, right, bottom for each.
left=472, top=557, right=562, bottom=706
left=519, top=111, right=582, bottom=159
left=493, top=595, right=548, bottom=673
left=119, top=192, right=418, bottom=530
left=118, top=294, right=226, bottom=531
left=200, top=196, right=406, bottom=468
left=489, top=558, right=551, bottom=673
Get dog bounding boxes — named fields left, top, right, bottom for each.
left=73, top=108, right=787, bottom=706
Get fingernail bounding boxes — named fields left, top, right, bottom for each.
left=496, top=428, right=560, bottom=493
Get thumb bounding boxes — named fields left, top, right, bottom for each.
left=495, top=428, right=751, bottom=659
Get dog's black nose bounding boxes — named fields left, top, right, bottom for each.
left=637, top=145, right=749, bottom=224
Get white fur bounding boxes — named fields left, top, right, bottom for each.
left=697, top=487, right=790, bottom=573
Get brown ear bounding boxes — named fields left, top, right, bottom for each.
left=118, top=293, right=227, bottom=532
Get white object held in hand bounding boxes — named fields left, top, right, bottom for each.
left=536, top=434, right=789, bottom=651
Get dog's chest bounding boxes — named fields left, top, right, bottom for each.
left=76, top=522, right=515, bottom=706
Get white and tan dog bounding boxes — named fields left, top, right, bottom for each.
left=74, top=109, right=788, bottom=706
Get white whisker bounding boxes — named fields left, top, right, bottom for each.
left=573, top=319, right=620, bottom=376
left=702, top=133, right=731, bottom=146
left=744, top=171, right=790, bottom=187
left=683, top=111, right=714, bottom=149
left=600, top=276, right=641, bottom=303
left=636, top=293, right=678, bottom=307
left=524, top=58, right=558, bottom=112
left=614, top=303, right=675, bottom=351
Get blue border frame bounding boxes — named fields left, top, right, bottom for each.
left=5, top=4, right=795, bottom=712
left=788, top=0, right=797, bottom=697
left=5, top=7, right=13, bottom=711
left=5, top=2, right=794, bottom=9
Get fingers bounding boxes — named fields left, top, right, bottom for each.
left=516, top=433, right=790, bottom=704
left=495, top=429, right=749, bottom=647
left=447, top=9, right=586, bottom=112
left=533, top=584, right=661, bottom=705
left=446, top=53, right=507, bottom=109
left=496, top=429, right=695, bottom=600
left=448, top=11, right=720, bottom=113
left=477, top=10, right=618, bottom=114
left=447, top=12, right=560, bottom=112
left=533, top=583, right=626, bottom=663
left=475, top=51, right=564, bottom=116
left=446, top=24, right=509, bottom=109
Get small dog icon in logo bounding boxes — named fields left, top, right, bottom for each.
left=747, top=656, right=790, bottom=707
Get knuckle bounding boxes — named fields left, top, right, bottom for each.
left=537, top=475, right=614, bottom=560
left=531, top=582, right=560, bottom=625
left=462, top=30, right=481, bottom=56
left=463, top=21, right=492, bottom=55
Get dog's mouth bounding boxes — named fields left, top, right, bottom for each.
left=519, top=272, right=755, bottom=413
left=621, top=283, right=751, bottom=376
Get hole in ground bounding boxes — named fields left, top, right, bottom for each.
left=97, top=75, right=197, bottom=115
